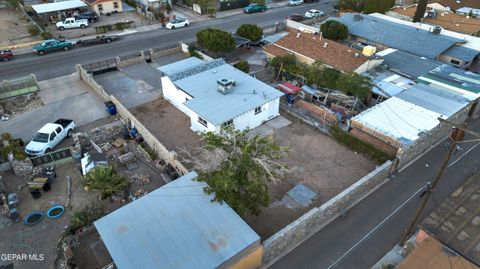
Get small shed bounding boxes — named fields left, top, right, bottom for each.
left=94, top=171, right=263, bottom=269
left=276, top=82, right=301, bottom=94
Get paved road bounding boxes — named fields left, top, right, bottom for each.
left=271, top=116, right=480, bottom=269
left=0, top=1, right=334, bottom=81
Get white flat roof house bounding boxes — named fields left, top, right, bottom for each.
left=159, top=58, right=283, bottom=133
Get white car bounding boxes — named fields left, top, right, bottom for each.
left=304, top=9, right=324, bottom=19
left=56, top=17, right=88, bottom=30
left=166, top=18, right=190, bottom=29
left=288, top=0, right=303, bottom=6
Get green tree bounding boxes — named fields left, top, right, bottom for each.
left=236, top=24, right=263, bottom=42
left=320, top=20, right=348, bottom=40
left=68, top=202, right=104, bottom=234
left=335, top=72, right=371, bottom=98
left=195, top=127, right=289, bottom=216
left=234, top=60, right=250, bottom=73
left=335, top=0, right=364, bottom=12
left=318, top=67, right=340, bottom=89
left=413, top=0, right=427, bottom=22
left=362, top=0, right=394, bottom=13
left=196, top=28, right=236, bottom=53
left=270, top=54, right=296, bottom=68
left=85, top=165, right=130, bottom=199
left=165, top=3, right=172, bottom=14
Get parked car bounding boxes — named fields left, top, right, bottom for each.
left=25, top=119, right=76, bottom=156
left=0, top=50, right=13, bottom=62
left=33, top=39, right=74, bottom=55
left=288, top=0, right=303, bottom=6
left=165, top=18, right=190, bottom=29
left=76, top=35, right=119, bottom=46
left=287, top=14, right=304, bottom=22
left=75, top=11, right=99, bottom=23
left=244, top=3, right=267, bottom=13
left=304, top=9, right=324, bottom=18
left=56, top=17, right=88, bottom=30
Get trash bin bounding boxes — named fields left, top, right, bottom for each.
left=104, top=101, right=117, bottom=115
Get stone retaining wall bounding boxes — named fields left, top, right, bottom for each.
left=262, top=160, right=392, bottom=264
left=87, top=120, right=126, bottom=145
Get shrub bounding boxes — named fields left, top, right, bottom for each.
left=187, top=44, right=204, bottom=59
left=234, top=60, right=250, bottom=73
left=270, top=54, right=296, bottom=68
left=320, top=20, right=348, bottom=40
left=196, top=28, right=235, bottom=53
left=236, top=24, right=263, bottom=42
left=165, top=3, right=172, bottom=14
left=67, top=203, right=104, bottom=234
left=329, top=125, right=393, bottom=164
left=0, top=133, right=26, bottom=160
left=27, top=24, right=40, bottom=36
left=85, top=165, right=130, bottom=199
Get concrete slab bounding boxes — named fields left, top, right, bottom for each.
left=266, top=116, right=291, bottom=130
left=37, top=73, right=88, bottom=105
left=250, top=124, right=274, bottom=138
left=121, top=63, right=163, bottom=90
left=287, top=183, right=317, bottom=207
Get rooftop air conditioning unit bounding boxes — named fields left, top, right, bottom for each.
left=217, top=78, right=236, bottom=94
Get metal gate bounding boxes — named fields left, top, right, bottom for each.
left=30, top=148, right=72, bottom=167
left=82, top=58, right=118, bottom=75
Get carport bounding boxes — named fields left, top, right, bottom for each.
left=31, top=0, right=88, bottom=23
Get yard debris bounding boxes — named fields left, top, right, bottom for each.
left=118, top=152, right=135, bottom=164
left=133, top=189, right=148, bottom=198
left=0, top=94, right=44, bottom=121
left=130, top=173, right=151, bottom=186
left=100, top=142, right=112, bottom=152
left=112, top=138, right=126, bottom=148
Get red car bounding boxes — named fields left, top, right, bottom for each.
left=286, top=14, right=304, bottom=22
left=0, top=50, right=13, bottom=62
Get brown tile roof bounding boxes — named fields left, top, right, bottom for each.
left=428, top=0, right=480, bottom=10
left=85, top=0, right=117, bottom=5
left=263, top=30, right=368, bottom=72
left=391, top=6, right=480, bottom=35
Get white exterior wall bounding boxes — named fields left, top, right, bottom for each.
left=162, top=76, right=281, bottom=134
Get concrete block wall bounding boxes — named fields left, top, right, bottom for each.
left=76, top=65, right=188, bottom=176
left=262, top=161, right=392, bottom=264
left=296, top=100, right=338, bottom=124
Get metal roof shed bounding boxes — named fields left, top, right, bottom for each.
left=31, top=0, right=87, bottom=14
left=94, top=171, right=262, bottom=269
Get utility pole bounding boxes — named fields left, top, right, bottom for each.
left=400, top=126, right=464, bottom=246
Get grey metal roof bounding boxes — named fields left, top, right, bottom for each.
left=168, top=58, right=283, bottom=125
left=158, top=57, right=204, bottom=77
left=331, top=13, right=464, bottom=60
left=441, top=45, right=479, bottom=62
left=94, top=171, right=260, bottom=269
left=418, top=64, right=480, bottom=96
left=381, top=50, right=442, bottom=79
left=396, top=83, right=470, bottom=117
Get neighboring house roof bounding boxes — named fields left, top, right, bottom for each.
left=351, top=96, right=443, bottom=145
left=159, top=58, right=284, bottom=125
left=94, top=171, right=260, bottom=269
left=396, top=236, right=479, bottom=269
left=427, top=0, right=480, bottom=11
left=84, top=0, right=118, bottom=4
left=369, top=13, right=480, bottom=53
left=31, top=0, right=87, bottom=14
left=390, top=6, right=480, bottom=35
left=456, top=7, right=480, bottom=16
left=442, top=45, right=480, bottom=62
left=420, top=173, right=480, bottom=266
left=396, top=83, right=470, bottom=117
left=371, top=72, right=414, bottom=98
left=331, top=13, right=464, bottom=60
left=263, top=30, right=369, bottom=72
left=417, top=64, right=480, bottom=100
left=377, top=49, right=442, bottom=79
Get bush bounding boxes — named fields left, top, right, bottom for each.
left=0, top=133, right=26, bottom=161
left=196, top=28, right=236, bottom=53
left=165, top=3, right=172, bottom=14
left=187, top=44, right=204, bottom=59
left=68, top=203, right=104, bottom=234
left=41, top=31, right=52, bottom=39
left=234, top=60, right=250, bottom=73
left=27, top=24, right=40, bottom=36
left=85, top=165, right=130, bottom=199
left=236, top=24, right=263, bottom=42
left=270, top=54, right=296, bottom=68
left=329, top=125, right=393, bottom=164
left=320, top=20, right=348, bottom=40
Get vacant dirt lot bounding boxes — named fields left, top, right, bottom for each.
left=0, top=8, right=41, bottom=47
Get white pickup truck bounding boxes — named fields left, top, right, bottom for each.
left=56, top=18, right=88, bottom=30
left=25, top=119, right=76, bottom=156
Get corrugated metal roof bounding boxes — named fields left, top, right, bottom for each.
left=442, top=45, right=479, bottom=62
left=380, top=49, right=442, bottom=79
left=331, top=13, right=463, bottom=60
left=396, top=84, right=470, bottom=117
left=352, top=97, right=442, bottom=145
left=31, top=0, right=87, bottom=14
left=94, top=171, right=260, bottom=269
left=162, top=58, right=283, bottom=125
left=158, top=57, right=204, bottom=77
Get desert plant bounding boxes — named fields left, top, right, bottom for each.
left=68, top=202, right=104, bottom=234
left=85, top=165, right=130, bottom=199
left=196, top=28, right=235, bottom=53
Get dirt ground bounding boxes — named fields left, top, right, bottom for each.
left=46, top=11, right=149, bottom=39
left=0, top=94, right=44, bottom=121
left=0, top=8, right=41, bottom=47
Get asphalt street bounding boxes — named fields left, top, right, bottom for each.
left=0, top=1, right=334, bottom=81
left=270, top=116, right=480, bottom=269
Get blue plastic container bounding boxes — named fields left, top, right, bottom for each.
left=47, top=205, right=65, bottom=219
left=24, top=211, right=45, bottom=226
left=104, top=101, right=117, bottom=115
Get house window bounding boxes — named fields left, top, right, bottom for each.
left=198, top=116, right=208, bottom=127
left=450, top=59, right=461, bottom=66
left=222, top=119, right=233, bottom=128
left=98, top=4, right=103, bottom=11
left=254, top=106, right=262, bottom=115
left=113, top=1, right=119, bottom=8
